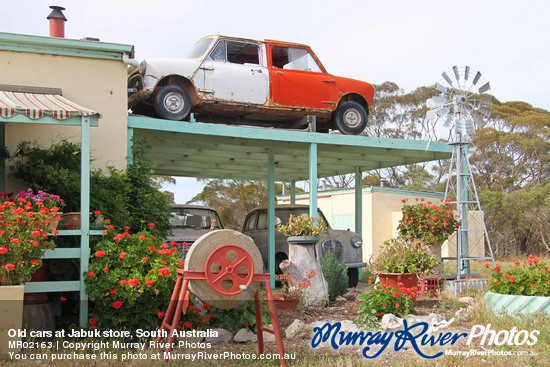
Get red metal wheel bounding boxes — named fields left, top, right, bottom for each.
left=205, top=245, right=254, bottom=296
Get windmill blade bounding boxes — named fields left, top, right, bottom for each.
left=433, top=96, right=447, bottom=104
left=453, top=66, right=460, bottom=82
left=425, top=109, right=438, bottom=121
left=478, top=105, right=492, bottom=118
left=442, top=72, right=454, bottom=87
left=480, top=95, right=492, bottom=106
left=464, top=66, right=470, bottom=80
left=456, top=119, right=464, bottom=133
left=436, top=106, right=450, bottom=118
left=473, top=71, right=482, bottom=85
left=478, top=82, right=491, bottom=94
left=435, top=83, right=448, bottom=93
left=465, top=119, right=475, bottom=135
left=473, top=113, right=485, bottom=128
left=426, top=98, right=437, bottom=109
left=443, top=114, right=454, bottom=128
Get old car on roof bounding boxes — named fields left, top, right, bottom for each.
left=167, top=204, right=223, bottom=258
left=242, top=204, right=366, bottom=287
left=128, top=35, right=374, bottom=135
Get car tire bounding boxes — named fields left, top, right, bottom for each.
left=347, top=268, right=359, bottom=288
left=333, top=101, right=368, bottom=135
left=154, top=85, right=191, bottom=120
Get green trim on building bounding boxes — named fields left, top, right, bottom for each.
left=279, top=186, right=446, bottom=201
left=0, top=32, right=134, bottom=60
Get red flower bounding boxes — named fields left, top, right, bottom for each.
left=10, top=238, right=20, bottom=243
left=128, top=278, right=139, bottom=286
left=30, top=260, right=38, bottom=265
left=95, top=250, right=106, bottom=257
left=142, top=257, right=148, bottom=262
left=148, top=246, right=156, bottom=251
left=145, top=280, right=154, bottom=287
left=367, top=279, right=373, bottom=284
left=148, top=223, right=155, bottom=227
left=112, top=300, right=123, bottom=309
left=157, top=311, right=165, bottom=318
left=103, top=267, right=109, bottom=271
left=0, top=246, right=7, bottom=254
left=202, top=317, right=207, bottom=322
left=184, top=321, right=192, bottom=328
left=89, top=318, right=97, bottom=324
left=94, top=211, right=102, bottom=216
left=110, top=289, right=116, bottom=294
left=395, top=303, right=400, bottom=308
left=377, top=313, right=384, bottom=317
left=392, top=291, right=399, bottom=298
left=87, top=272, right=95, bottom=277
left=119, top=252, right=127, bottom=259
left=530, top=283, right=535, bottom=287
left=120, top=280, right=128, bottom=285
left=159, top=268, right=170, bottom=277
left=106, top=225, right=115, bottom=230
left=503, top=273, right=509, bottom=278
left=139, top=235, right=147, bottom=241
left=60, top=296, right=67, bottom=301
left=178, top=261, right=185, bottom=267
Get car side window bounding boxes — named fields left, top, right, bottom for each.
left=245, top=212, right=258, bottom=231
left=257, top=212, right=267, bottom=230
left=271, top=46, right=322, bottom=73
left=210, top=40, right=260, bottom=65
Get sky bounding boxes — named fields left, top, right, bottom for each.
left=3, top=0, right=549, bottom=203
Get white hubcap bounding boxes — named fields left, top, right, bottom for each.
left=164, top=92, right=184, bottom=113
left=343, top=109, right=361, bottom=127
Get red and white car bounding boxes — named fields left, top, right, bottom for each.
left=128, top=35, right=374, bottom=135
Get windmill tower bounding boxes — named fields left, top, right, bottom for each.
left=425, top=66, right=496, bottom=279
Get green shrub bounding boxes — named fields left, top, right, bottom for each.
left=208, top=290, right=270, bottom=332
left=85, top=226, right=211, bottom=331
left=320, top=251, right=349, bottom=301
left=355, top=283, right=416, bottom=329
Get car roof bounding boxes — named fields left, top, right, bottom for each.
left=197, top=35, right=311, bottom=49
left=249, top=204, right=312, bottom=211
left=169, top=203, right=218, bottom=212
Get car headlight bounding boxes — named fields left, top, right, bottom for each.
left=351, top=235, right=363, bottom=248
left=138, top=60, right=147, bottom=74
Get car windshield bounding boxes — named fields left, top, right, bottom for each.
left=255, top=208, right=330, bottom=230
left=169, top=207, right=222, bottom=229
left=187, top=38, right=214, bottom=59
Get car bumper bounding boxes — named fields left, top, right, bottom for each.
left=346, top=262, right=367, bottom=268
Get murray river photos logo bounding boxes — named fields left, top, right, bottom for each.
left=311, top=321, right=539, bottom=359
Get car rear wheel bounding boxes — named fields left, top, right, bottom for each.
left=347, top=268, right=359, bottom=288
left=333, top=101, right=368, bottom=135
left=154, top=85, right=191, bottom=120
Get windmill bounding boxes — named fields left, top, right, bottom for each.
left=425, top=66, right=496, bottom=279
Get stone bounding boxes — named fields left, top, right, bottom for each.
left=285, top=243, right=329, bottom=306
left=233, top=328, right=257, bottom=343
left=262, top=324, right=276, bottom=342
left=380, top=314, right=403, bottom=330
left=455, top=308, right=470, bottom=321
left=206, top=328, right=233, bottom=344
left=286, top=319, right=310, bottom=339
left=336, top=296, right=346, bottom=301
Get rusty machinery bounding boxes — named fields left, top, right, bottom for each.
left=155, top=230, right=287, bottom=366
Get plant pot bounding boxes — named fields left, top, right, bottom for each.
left=485, top=291, right=550, bottom=316
left=287, top=235, right=320, bottom=245
left=62, top=212, right=82, bottom=229
left=47, top=212, right=62, bottom=232
left=24, top=264, right=49, bottom=304
left=0, top=285, right=24, bottom=358
left=378, top=272, right=419, bottom=303
left=273, top=293, right=300, bottom=310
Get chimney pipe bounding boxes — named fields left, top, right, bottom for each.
left=47, top=6, right=67, bottom=38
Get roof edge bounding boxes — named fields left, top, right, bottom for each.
left=0, top=32, right=134, bottom=61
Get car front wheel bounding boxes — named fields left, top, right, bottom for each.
left=154, top=85, right=191, bottom=120
left=333, top=101, right=368, bottom=135
left=347, top=268, right=359, bottom=288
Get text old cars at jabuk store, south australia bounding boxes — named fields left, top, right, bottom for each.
left=128, top=35, right=375, bottom=135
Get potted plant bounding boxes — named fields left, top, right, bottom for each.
left=10, top=189, right=64, bottom=231
left=397, top=198, right=459, bottom=264
left=277, top=215, right=329, bottom=306
left=0, top=194, right=57, bottom=357
left=485, top=255, right=550, bottom=316
left=273, top=263, right=315, bottom=310
left=371, top=237, right=438, bottom=301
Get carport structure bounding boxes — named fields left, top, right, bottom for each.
left=128, top=115, right=453, bottom=287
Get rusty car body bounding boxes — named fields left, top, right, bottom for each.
left=128, top=35, right=374, bottom=135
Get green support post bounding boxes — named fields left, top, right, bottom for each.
left=127, top=127, right=134, bottom=166
left=309, top=143, right=318, bottom=218
left=355, top=167, right=363, bottom=280
left=290, top=181, right=296, bottom=204
left=267, top=148, right=276, bottom=289
left=0, top=122, right=5, bottom=192
left=79, top=116, right=91, bottom=327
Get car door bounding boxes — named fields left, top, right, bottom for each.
left=194, top=39, right=269, bottom=105
left=268, top=45, right=340, bottom=110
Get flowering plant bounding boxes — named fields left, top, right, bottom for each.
left=397, top=198, right=459, bottom=245
left=355, top=282, right=417, bottom=328
left=277, top=261, right=316, bottom=299
left=488, top=255, right=550, bottom=297
left=0, top=197, right=58, bottom=285
left=371, top=237, right=439, bottom=275
left=85, top=224, right=211, bottom=331
left=2, top=189, right=65, bottom=212
left=276, top=215, right=327, bottom=237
